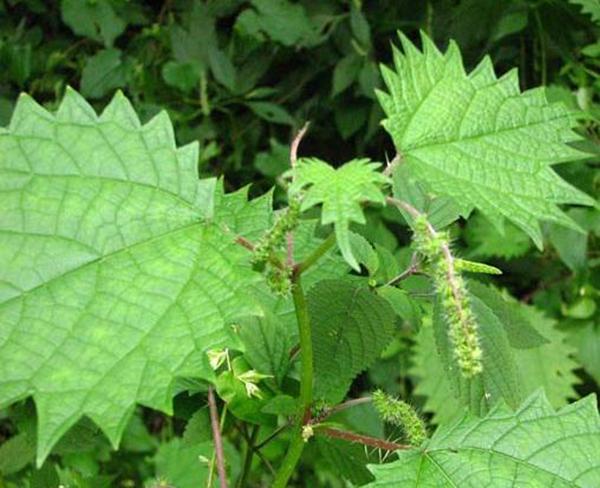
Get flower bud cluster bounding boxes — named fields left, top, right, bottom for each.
left=413, top=216, right=483, bottom=378
left=252, top=198, right=301, bottom=295
left=372, top=389, right=427, bottom=446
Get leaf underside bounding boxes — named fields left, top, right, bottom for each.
left=367, top=390, right=600, bottom=487
left=378, top=32, right=594, bottom=246
left=0, top=89, right=265, bottom=464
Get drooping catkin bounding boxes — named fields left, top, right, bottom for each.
left=413, top=216, right=483, bottom=378
left=372, top=390, right=427, bottom=446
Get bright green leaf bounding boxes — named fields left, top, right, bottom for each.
left=378, top=32, right=594, bottom=248
left=0, top=89, right=265, bottom=464
left=570, top=0, right=600, bottom=25
left=289, top=158, right=390, bottom=270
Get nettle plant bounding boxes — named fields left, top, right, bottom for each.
left=0, top=32, right=599, bottom=487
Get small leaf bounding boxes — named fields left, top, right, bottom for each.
left=289, top=158, right=390, bottom=270
left=464, top=212, right=532, bottom=259
left=240, top=0, right=318, bottom=46
left=332, top=54, right=362, bottom=97
left=348, top=232, right=379, bottom=275
left=246, top=101, right=295, bottom=125
left=162, top=61, right=201, bottom=93
left=61, top=0, right=126, bottom=47
left=182, top=408, right=212, bottom=446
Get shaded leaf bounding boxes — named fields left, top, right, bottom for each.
left=310, top=280, right=396, bottom=403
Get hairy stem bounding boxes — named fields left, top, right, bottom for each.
left=296, top=233, right=336, bottom=274
left=385, top=252, right=420, bottom=287
left=317, top=427, right=410, bottom=451
left=208, top=387, right=228, bottom=488
left=272, top=275, right=313, bottom=487
left=313, top=396, right=373, bottom=423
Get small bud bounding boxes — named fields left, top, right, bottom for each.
left=302, top=424, right=314, bottom=442
left=207, top=348, right=228, bottom=371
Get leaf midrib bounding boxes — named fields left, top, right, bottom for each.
left=0, top=219, right=205, bottom=308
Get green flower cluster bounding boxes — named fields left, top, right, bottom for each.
left=413, top=216, right=483, bottom=378
left=252, top=198, right=301, bottom=295
left=372, top=390, right=427, bottom=446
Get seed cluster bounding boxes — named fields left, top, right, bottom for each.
left=413, top=216, right=483, bottom=378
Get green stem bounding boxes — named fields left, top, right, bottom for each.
left=272, top=275, right=313, bottom=487
left=296, top=233, right=336, bottom=274
left=534, top=9, right=547, bottom=85
left=237, top=425, right=259, bottom=488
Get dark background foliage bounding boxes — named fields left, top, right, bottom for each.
left=0, top=0, right=598, bottom=486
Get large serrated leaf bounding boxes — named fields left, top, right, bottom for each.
left=367, top=390, right=600, bottom=487
left=378, top=31, right=594, bottom=248
left=309, top=280, right=396, bottom=404
left=289, top=158, right=390, bottom=270
left=0, top=89, right=265, bottom=464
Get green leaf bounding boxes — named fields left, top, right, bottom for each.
left=182, top=408, right=212, bottom=446
left=378, top=32, right=594, bottom=248
left=316, top=437, right=374, bottom=485
left=237, top=0, right=318, bottom=47
left=392, top=163, right=466, bottom=229
left=254, top=139, right=290, bottom=178
left=348, top=231, right=379, bottom=275
left=377, top=286, right=421, bottom=330
left=567, top=322, right=600, bottom=386
left=0, top=432, right=36, bottom=475
left=60, top=0, right=126, bottom=47
left=208, top=47, right=237, bottom=91
left=153, top=438, right=240, bottom=488
left=80, top=49, right=130, bottom=99
left=169, top=1, right=217, bottom=70
left=367, top=391, right=600, bottom=487
left=309, top=280, right=396, bottom=404
left=289, top=158, right=390, bottom=270
left=0, top=89, right=265, bottom=464
left=468, top=282, right=548, bottom=349
left=548, top=209, right=589, bottom=272
left=238, top=311, right=293, bottom=385
left=413, top=297, right=578, bottom=424
left=464, top=212, right=532, bottom=259
left=570, top=0, right=600, bottom=25
left=246, top=101, right=295, bottom=125
left=162, top=61, right=201, bottom=93
left=332, top=54, right=362, bottom=97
